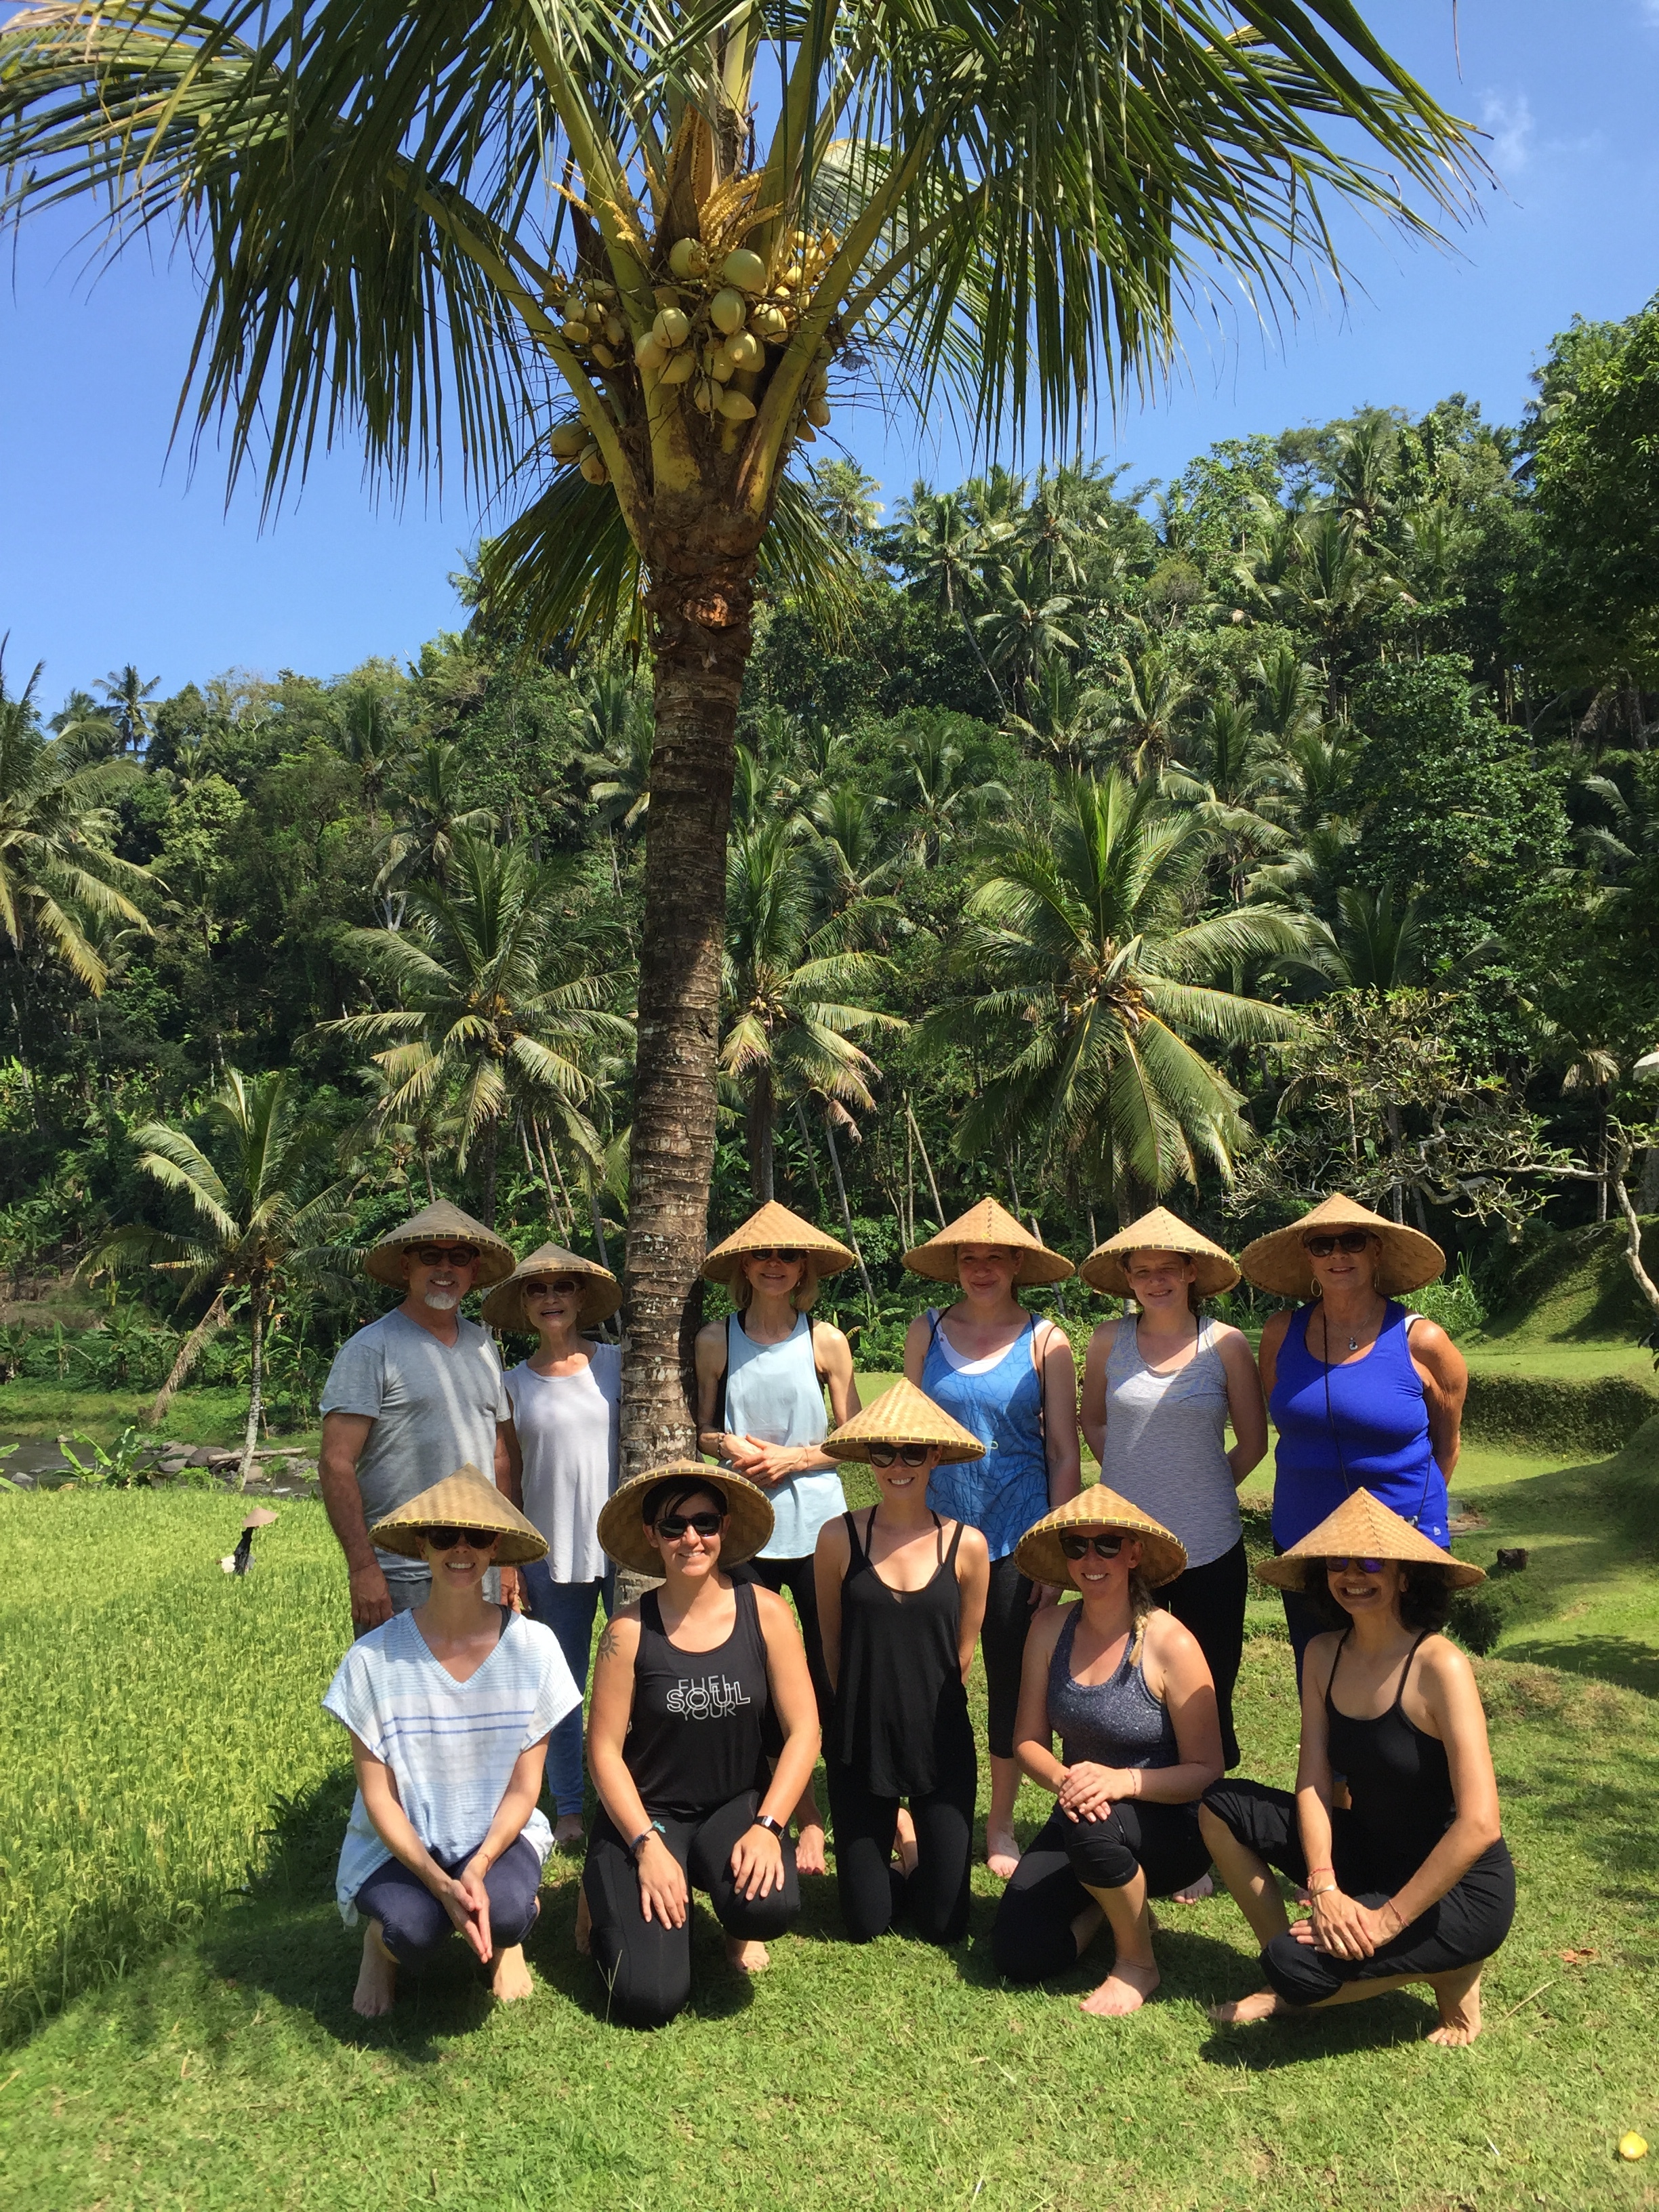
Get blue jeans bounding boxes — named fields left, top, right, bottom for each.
left=518, top=1564, right=611, bottom=1817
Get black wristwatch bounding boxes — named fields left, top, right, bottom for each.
left=752, top=1812, right=786, bottom=1841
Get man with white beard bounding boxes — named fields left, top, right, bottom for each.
left=319, top=1202, right=518, bottom=1636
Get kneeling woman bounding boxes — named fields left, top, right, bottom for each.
left=322, top=1467, right=581, bottom=2017
left=583, top=1465, right=820, bottom=2028
left=816, top=1382, right=990, bottom=1945
left=1201, top=1492, right=1513, bottom=2045
left=992, top=1490, right=1223, bottom=2016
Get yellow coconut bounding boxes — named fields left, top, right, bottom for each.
left=782, top=262, right=804, bottom=289
left=796, top=422, right=817, bottom=443
left=805, top=396, right=832, bottom=428
left=724, top=330, right=764, bottom=373
left=653, top=306, right=691, bottom=349
left=590, top=342, right=617, bottom=369
left=658, top=349, right=697, bottom=388
left=578, top=447, right=609, bottom=484
left=548, top=419, right=588, bottom=460
left=584, top=299, right=607, bottom=328
left=720, top=247, right=768, bottom=293
left=559, top=319, right=590, bottom=346
left=693, top=377, right=717, bottom=415
left=716, top=388, right=758, bottom=422
left=710, top=288, right=747, bottom=335
left=634, top=333, right=666, bottom=373
left=668, top=237, right=708, bottom=281
left=752, top=302, right=790, bottom=342
left=602, top=314, right=626, bottom=348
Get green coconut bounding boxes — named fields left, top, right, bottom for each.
left=653, top=306, right=691, bottom=348
left=668, top=237, right=708, bottom=281
left=720, top=247, right=767, bottom=293
left=710, top=287, right=747, bottom=335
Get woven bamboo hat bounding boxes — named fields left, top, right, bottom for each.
left=701, top=1200, right=855, bottom=1285
left=1015, top=1483, right=1187, bottom=1589
left=369, top=1465, right=548, bottom=1565
left=1254, top=1489, right=1484, bottom=1591
left=824, top=1378, right=985, bottom=1465
left=364, top=1200, right=515, bottom=1289
left=481, top=1242, right=620, bottom=1332
left=597, top=1460, right=774, bottom=1578
left=1240, top=1193, right=1443, bottom=1300
left=1080, top=1206, right=1241, bottom=1299
left=903, top=1197, right=1075, bottom=1287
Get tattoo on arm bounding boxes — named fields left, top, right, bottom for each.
left=596, top=1623, right=621, bottom=1665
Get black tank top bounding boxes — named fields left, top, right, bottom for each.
left=1324, top=1629, right=1457, bottom=1889
left=623, top=1580, right=772, bottom=1818
left=828, top=1507, right=974, bottom=1798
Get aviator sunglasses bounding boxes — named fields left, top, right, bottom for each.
left=409, top=1242, right=480, bottom=1267
left=1059, top=1534, right=1125, bottom=1561
left=526, top=1276, right=582, bottom=1296
left=657, top=1511, right=724, bottom=1539
left=869, top=1443, right=933, bottom=1469
left=424, top=1527, right=495, bottom=1551
left=1326, top=1556, right=1387, bottom=1575
left=1302, top=1230, right=1374, bottom=1259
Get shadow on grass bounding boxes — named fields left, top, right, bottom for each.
left=1195, top=1989, right=1445, bottom=2070
left=1503, top=1632, right=1659, bottom=1701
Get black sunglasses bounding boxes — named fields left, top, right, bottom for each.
left=424, top=1527, right=495, bottom=1551
left=1326, top=1556, right=1387, bottom=1575
left=1303, top=1231, right=1374, bottom=1259
left=526, top=1277, right=581, bottom=1296
left=1059, top=1534, right=1125, bottom=1561
left=868, top=1443, right=932, bottom=1469
left=409, top=1243, right=480, bottom=1266
left=657, top=1511, right=724, bottom=1539
left=748, top=1248, right=804, bottom=1263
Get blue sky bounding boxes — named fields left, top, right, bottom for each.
left=3, top=0, right=1656, bottom=709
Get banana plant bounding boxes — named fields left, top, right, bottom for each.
left=0, top=0, right=1477, bottom=1465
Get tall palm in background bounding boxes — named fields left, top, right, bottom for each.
left=373, top=741, right=497, bottom=903
left=94, top=665, right=161, bottom=755
left=0, top=0, right=1475, bottom=1462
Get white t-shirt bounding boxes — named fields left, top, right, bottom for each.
left=504, top=1343, right=621, bottom=1584
left=321, top=1609, right=579, bottom=1923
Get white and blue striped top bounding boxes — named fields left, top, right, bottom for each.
left=322, top=1609, right=579, bottom=1923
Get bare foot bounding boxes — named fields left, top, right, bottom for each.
left=552, top=1814, right=585, bottom=1851
left=1080, top=1961, right=1160, bottom=2018
left=892, top=1806, right=920, bottom=1880
left=573, top=1886, right=592, bottom=1957
left=1427, top=1972, right=1483, bottom=2047
left=795, top=1821, right=827, bottom=1879
left=490, top=1944, right=535, bottom=2003
left=352, top=1921, right=398, bottom=2018
left=726, top=1936, right=771, bottom=1975
left=986, top=1828, right=1022, bottom=1881
left=1173, top=1871, right=1215, bottom=1903
left=1208, top=1988, right=1284, bottom=2026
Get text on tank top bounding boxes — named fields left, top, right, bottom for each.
left=829, top=1507, right=973, bottom=1800
left=1099, top=1315, right=1239, bottom=1569
left=623, top=1580, right=772, bottom=1817
left=1046, top=1605, right=1180, bottom=1770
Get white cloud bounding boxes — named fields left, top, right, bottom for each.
left=1479, top=90, right=1536, bottom=176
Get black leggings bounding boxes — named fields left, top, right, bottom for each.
left=583, top=1793, right=800, bottom=2030
left=983, top=1551, right=1038, bottom=1761
left=993, top=1802, right=1210, bottom=1981
left=1203, top=1778, right=1516, bottom=2008
left=735, top=1554, right=831, bottom=1725
left=825, top=1752, right=977, bottom=1947
left=1160, top=1539, right=1247, bottom=1769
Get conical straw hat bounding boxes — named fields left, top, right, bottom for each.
left=370, top=1464, right=549, bottom=1565
left=364, top=1200, right=516, bottom=1288
left=1253, top=1488, right=1484, bottom=1590
left=825, top=1378, right=985, bottom=1465
left=1015, top=1483, right=1187, bottom=1589
left=481, top=1242, right=620, bottom=1331
left=597, top=1460, right=774, bottom=1578
left=1080, top=1206, right=1240, bottom=1299
left=903, top=1196, right=1074, bottom=1287
left=702, top=1200, right=855, bottom=1284
left=1240, top=1193, right=1443, bottom=1300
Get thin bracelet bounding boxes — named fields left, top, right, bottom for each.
left=1307, top=1878, right=1339, bottom=1896
left=629, top=1820, right=667, bottom=1862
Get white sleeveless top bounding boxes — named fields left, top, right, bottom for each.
left=1098, top=1316, right=1239, bottom=1570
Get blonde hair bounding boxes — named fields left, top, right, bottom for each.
left=731, top=1257, right=820, bottom=1313
left=1128, top=1570, right=1155, bottom=1663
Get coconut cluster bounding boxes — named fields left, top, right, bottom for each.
left=546, top=227, right=839, bottom=482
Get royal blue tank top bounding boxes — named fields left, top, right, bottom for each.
left=1269, top=1301, right=1448, bottom=1550
left=920, top=1311, right=1050, bottom=1561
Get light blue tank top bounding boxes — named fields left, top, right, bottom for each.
left=722, top=1313, right=844, bottom=1560
left=920, top=1309, right=1050, bottom=1561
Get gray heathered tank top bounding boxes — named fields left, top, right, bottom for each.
left=1098, top=1315, right=1240, bottom=1570
left=1046, top=1607, right=1179, bottom=1769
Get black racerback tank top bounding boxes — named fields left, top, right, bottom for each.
left=828, top=1507, right=974, bottom=1798
left=623, top=1579, right=772, bottom=1818
left=1324, top=1629, right=1457, bottom=1889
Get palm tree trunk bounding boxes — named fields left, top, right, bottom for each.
left=906, top=1099, right=944, bottom=1231
left=149, top=1289, right=230, bottom=1428
left=236, top=1281, right=265, bottom=1491
left=793, top=1101, right=827, bottom=1215
left=822, top=1105, right=875, bottom=1305
left=747, top=1063, right=775, bottom=1204
left=479, top=1118, right=500, bottom=1229
left=526, top=1115, right=574, bottom=1243
left=621, top=559, right=747, bottom=1474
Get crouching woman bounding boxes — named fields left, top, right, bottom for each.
left=322, top=1466, right=581, bottom=2017
left=1201, top=1492, right=1513, bottom=2045
left=992, top=1489, right=1223, bottom=2015
left=582, top=1465, right=820, bottom=2028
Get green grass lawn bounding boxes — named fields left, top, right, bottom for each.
left=0, top=1380, right=321, bottom=1457
left=2, top=1465, right=1656, bottom=2212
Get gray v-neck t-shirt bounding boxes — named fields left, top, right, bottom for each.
left=321, top=1309, right=511, bottom=1565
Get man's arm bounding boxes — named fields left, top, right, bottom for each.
left=318, top=1411, right=392, bottom=1631
left=493, top=1419, right=523, bottom=1610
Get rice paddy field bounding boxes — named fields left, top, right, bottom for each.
left=2, top=1416, right=1657, bottom=2212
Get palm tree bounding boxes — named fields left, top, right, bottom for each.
left=890, top=484, right=1012, bottom=706
left=975, top=558, right=1080, bottom=714
left=334, top=683, right=408, bottom=832
left=893, top=721, right=1012, bottom=867
left=373, top=741, right=497, bottom=903
left=721, top=820, right=901, bottom=1203
left=1282, top=884, right=1427, bottom=993
left=809, top=459, right=884, bottom=548
left=0, top=647, right=152, bottom=1031
left=807, top=783, right=900, bottom=916
left=331, top=832, right=632, bottom=1223
left=1, top=2, right=1477, bottom=1463
left=930, top=773, right=1313, bottom=1205
left=1007, top=661, right=1113, bottom=774
left=1104, top=625, right=1195, bottom=778
left=96, top=1069, right=354, bottom=1485
left=94, top=665, right=162, bottom=755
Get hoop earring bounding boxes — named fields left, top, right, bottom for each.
left=1311, top=1279, right=1324, bottom=1300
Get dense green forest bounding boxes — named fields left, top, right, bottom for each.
left=3, top=298, right=1657, bottom=1412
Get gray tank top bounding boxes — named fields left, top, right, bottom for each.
left=1047, top=1606, right=1180, bottom=1769
left=1098, top=1315, right=1240, bottom=1569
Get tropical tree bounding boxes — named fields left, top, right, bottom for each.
left=809, top=459, right=885, bottom=548
left=975, top=557, right=1080, bottom=714
left=331, top=832, right=632, bottom=1223
left=373, top=740, right=497, bottom=902
left=94, top=664, right=162, bottom=754
left=893, top=720, right=1011, bottom=865
left=1007, top=660, right=1113, bottom=773
left=1103, top=624, right=1196, bottom=777
left=0, top=0, right=1475, bottom=1461
left=97, top=1069, right=354, bottom=1485
left=930, top=773, right=1313, bottom=1206
left=721, top=819, right=901, bottom=1203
